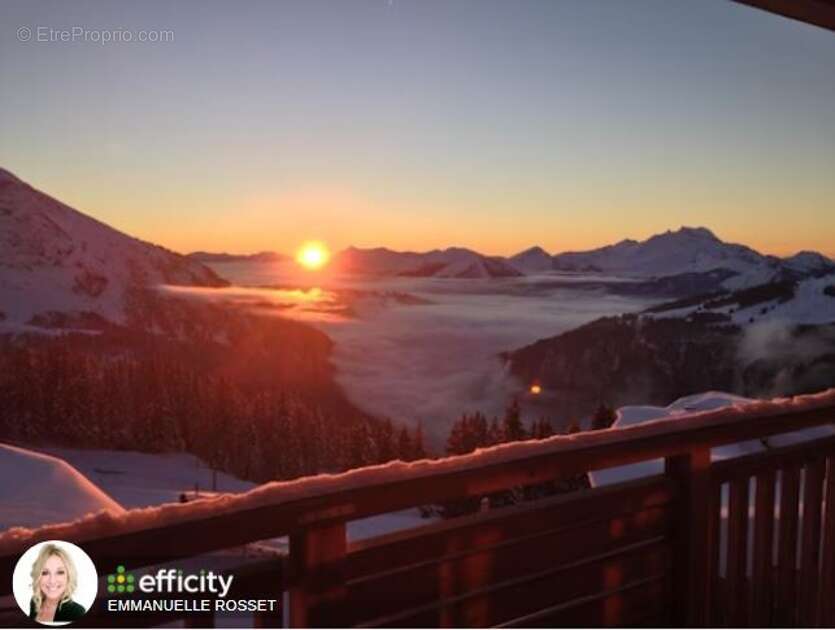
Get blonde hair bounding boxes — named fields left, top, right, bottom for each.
left=30, top=543, right=78, bottom=614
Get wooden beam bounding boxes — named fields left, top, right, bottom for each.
left=776, top=466, right=801, bottom=626
left=665, top=448, right=712, bottom=627
left=726, top=477, right=751, bottom=627
left=751, top=470, right=776, bottom=626
left=798, top=459, right=825, bottom=627
left=288, top=522, right=347, bottom=627
left=733, top=0, right=835, bottom=32
left=819, top=456, right=835, bottom=626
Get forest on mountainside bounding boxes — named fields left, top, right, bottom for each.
left=0, top=309, right=425, bottom=483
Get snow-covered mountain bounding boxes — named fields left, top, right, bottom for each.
left=0, top=168, right=227, bottom=328
left=508, top=246, right=553, bottom=272
left=334, top=246, right=523, bottom=279
left=551, top=227, right=774, bottom=275
left=549, top=226, right=834, bottom=290
left=646, top=272, right=835, bottom=326
left=783, top=251, right=835, bottom=275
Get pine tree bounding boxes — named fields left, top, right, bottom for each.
left=397, top=426, right=413, bottom=461
left=502, top=398, right=526, bottom=442
left=412, top=421, right=427, bottom=460
left=532, top=418, right=554, bottom=440
left=348, top=421, right=373, bottom=470
left=374, top=418, right=396, bottom=463
left=591, top=403, right=617, bottom=431
left=446, top=413, right=470, bottom=455
left=487, top=417, right=502, bottom=445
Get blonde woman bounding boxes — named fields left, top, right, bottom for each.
left=28, top=544, right=86, bottom=624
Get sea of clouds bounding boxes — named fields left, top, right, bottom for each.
left=186, top=264, right=654, bottom=448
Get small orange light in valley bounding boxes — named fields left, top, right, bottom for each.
left=296, top=241, right=330, bottom=270
left=530, top=384, right=542, bottom=395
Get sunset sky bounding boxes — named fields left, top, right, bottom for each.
left=1, top=0, right=834, bottom=257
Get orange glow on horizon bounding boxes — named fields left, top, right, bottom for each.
left=296, top=241, right=330, bottom=270
left=530, top=384, right=542, bottom=395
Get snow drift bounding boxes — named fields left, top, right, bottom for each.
left=0, top=443, right=124, bottom=531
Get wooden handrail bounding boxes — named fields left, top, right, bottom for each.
left=711, top=433, right=835, bottom=482
left=1, top=393, right=833, bottom=599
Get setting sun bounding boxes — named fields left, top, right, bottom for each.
left=296, top=241, right=330, bottom=270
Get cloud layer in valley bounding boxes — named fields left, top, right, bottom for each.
left=320, top=283, right=651, bottom=447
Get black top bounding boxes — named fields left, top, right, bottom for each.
left=29, top=599, right=86, bottom=623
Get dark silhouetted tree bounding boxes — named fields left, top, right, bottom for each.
left=502, top=398, right=526, bottom=442
left=591, top=403, right=617, bottom=431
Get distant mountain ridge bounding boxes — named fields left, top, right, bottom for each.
left=338, top=227, right=834, bottom=287
left=3, top=166, right=831, bottom=295
left=510, top=227, right=834, bottom=290
left=0, top=168, right=227, bottom=328
left=333, top=246, right=523, bottom=279
left=188, top=250, right=288, bottom=263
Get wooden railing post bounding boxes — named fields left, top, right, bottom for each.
left=820, top=455, right=835, bottom=627
left=288, top=522, right=347, bottom=627
left=665, top=447, right=712, bottom=627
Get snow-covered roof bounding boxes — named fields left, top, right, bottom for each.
left=0, top=444, right=124, bottom=531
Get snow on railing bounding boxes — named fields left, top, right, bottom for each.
left=1, top=388, right=833, bottom=558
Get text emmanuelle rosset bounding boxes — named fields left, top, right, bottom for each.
left=107, top=598, right=279, bottom=613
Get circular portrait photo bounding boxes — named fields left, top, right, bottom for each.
left=12, top=540, right=97, bottom=626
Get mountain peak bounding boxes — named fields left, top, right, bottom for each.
left=509, top=245, right=554, bottom=272
left=551, top=225, right=768, bottom=278
left=516, top=245, right=550, bottom=257
left=672, top=226, right=719, bottom=241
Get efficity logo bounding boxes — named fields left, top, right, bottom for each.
left=107, top=565, right=232, bottom=598
left=107, top=565, right=135, bottom=594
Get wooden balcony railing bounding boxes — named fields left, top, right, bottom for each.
left=1, top=390, right=834, bottom=627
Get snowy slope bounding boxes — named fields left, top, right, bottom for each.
left=0, top=168, right=227, bottom=327
left=39, top=447, right=255, bottom=509
left=728, top=273, right=835, bottom=325
left=334, top=246, right=522, bottom=279
left=0, top=443, right=124, bottom=530
left=731, top=274, right=835, bottom=325
left=647, top=272, right=835, bottom=326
